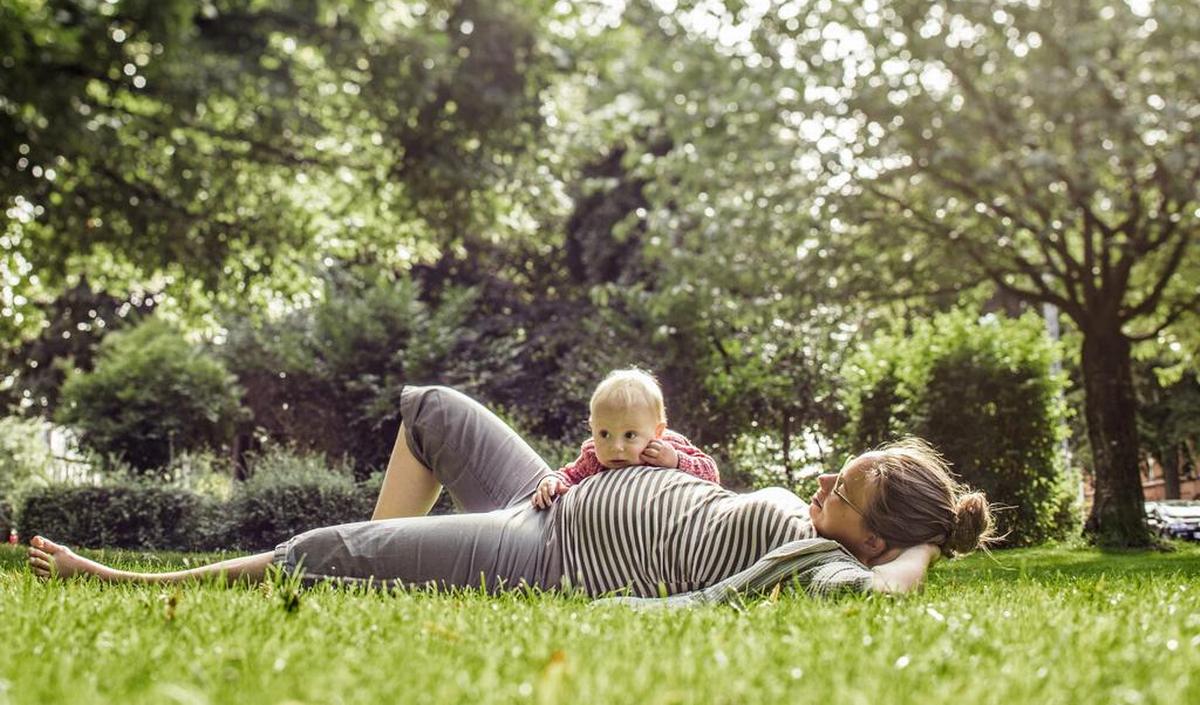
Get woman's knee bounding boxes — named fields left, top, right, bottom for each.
left=418, top=385, right=455, bottom=407
left=408, top=385, right=488, bottom=429
left=424, top=385, right=472, bottom=405
left=400, top=386, right=473, bottom=464
left=406, top=385, right=464, bottom=416
left=401, top=385, right=448, bottom=431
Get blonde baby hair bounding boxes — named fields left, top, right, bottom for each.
left=589, top=368, right=667, bottom=423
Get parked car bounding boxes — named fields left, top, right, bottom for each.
left=1145, top=500, right=1200, bottom=541
left=1145, top=502, right=1164, bottom=534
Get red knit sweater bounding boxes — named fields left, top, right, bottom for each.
left=555, top=430, right=720, bottom=486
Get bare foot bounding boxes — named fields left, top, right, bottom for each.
left=27, top=536, right=112, bottom=581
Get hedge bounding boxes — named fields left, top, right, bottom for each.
left=19, top=486, right=220, bottom=551
left=226, top=472, right=378, bottom=551
left=16, top=475, right=384, bottom=552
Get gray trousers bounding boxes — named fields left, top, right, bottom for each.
left=273, top=386, right=563, bottom=591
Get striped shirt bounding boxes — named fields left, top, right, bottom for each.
left=556, top=466, right=871, bottom=597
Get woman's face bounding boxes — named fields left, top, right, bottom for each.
left=809, top=454, right=889, bottom=565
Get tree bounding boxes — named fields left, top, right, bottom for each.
left=558, top=1, right=1197, bottom=544
left=839, top=310, right=1076, bottom=544
left=2, top=0, right=564, bottom=342
left=0, top=415, right=56, bottom=498
left=765, top=0, right=1200, bottom=545
left=534, top=3, right=858, bottom=461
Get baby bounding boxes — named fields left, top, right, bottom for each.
left=532, top=368, right=719, bottom=509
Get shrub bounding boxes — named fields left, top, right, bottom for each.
left=838, top=310, right=1078, bottom=546
left=56, top=318, right=246, bottom=472
left=225, top=447, right=378, bottom=550
left=18, top=484, right=218, bottom=551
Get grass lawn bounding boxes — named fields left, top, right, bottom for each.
left=2, top=542, right=1198, bottom=705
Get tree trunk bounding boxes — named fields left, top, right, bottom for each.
left=231, top=428, right=251, bottom=482
left=1081, top=325, right=1152, bottom=546
left=1163, top=443, right=1181, bottom=500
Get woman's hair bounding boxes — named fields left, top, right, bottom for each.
left=861, top=438, right=997, bottom=557
left=590, top=368, right=667, bottom=423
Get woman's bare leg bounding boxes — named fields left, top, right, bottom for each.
left=27, top=536, right=274, bottom=585
left=371, top=422, right=442, bottom=520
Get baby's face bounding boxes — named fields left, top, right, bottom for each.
left=589, top=401, right=664, bottom=469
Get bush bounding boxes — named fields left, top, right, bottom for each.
left=225, top=447, right=378, bottom=550
left=18, top=483, right=219, bottom=551
left=838, top=310, right=1078, bottom=546
left=56, top=318, right=246, bottom=472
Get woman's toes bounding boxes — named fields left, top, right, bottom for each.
left=32, top=536, right=63, bottom=553
left=26, top=538, right=74, bottom=579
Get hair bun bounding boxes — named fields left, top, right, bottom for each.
left=946, top=492, right=993, bottom=556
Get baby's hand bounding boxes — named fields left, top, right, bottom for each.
left=640, top=440, right=678, bottom=468
left=532, top=475, right=569, bottom=510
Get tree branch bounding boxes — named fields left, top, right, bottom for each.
left=935, top=50, right=1094, bottom=307
left=920, top=167, right=1084, bottom=299
left=861, top=183, right=1083, bottom=319
left=1126, top=291, right=1200, bottom=342
left=77, top=90, right=365, bottom=173
left=1120, top=229, right=1196, bottom=322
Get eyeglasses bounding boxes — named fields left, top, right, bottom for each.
left=831, top=472, right=866, bottom=518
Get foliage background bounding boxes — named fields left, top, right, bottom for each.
left=2, top=0, right=1198, bottom=546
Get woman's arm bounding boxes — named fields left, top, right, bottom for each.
left=869, top=544, right=940, bottom=594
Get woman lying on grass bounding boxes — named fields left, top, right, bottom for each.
left=28, top=386, right=995, bottom=602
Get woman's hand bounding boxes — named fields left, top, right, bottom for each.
left=869, top=543, right=941, bottom=594
left=532, top=476, right=569, bottom=510
left=639, top=440, right=678, bottom=468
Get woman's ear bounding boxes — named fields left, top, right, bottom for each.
left=870, top=545, right=903, bottom=567
left=862, top=534, right=897, bottom=566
